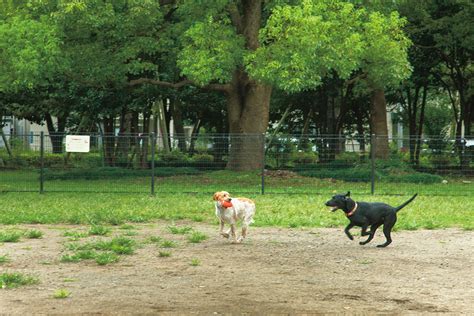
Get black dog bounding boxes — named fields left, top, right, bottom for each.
left=325, top=192, right=417, bottom=247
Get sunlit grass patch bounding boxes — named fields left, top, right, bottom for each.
left=190, top=258, right=201, bottom=266
left=158, top=250, right=171, bottom=257
left=88, top=225, right=111, bottom=236
left=187, top=231, right=208, bottom=243
left=168, top=225, right=193, bottom=234
left=0, top=254, right=10, bottom=264
left=0, top=272, right=39, bottom=289
left=25, top=229, right=43, bottom=239
left=161, top=240, right=177, bottom=248
left=95, top=252, right=119, bottom=265
left=53, top=288, right=71, bottom=299
left=0, top=231, right=22, bottom=242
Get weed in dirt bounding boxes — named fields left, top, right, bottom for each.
left=146, top=236, right=162, bottom=244
left=0, top=231, right=22, bottom=242
left=0, top=272, right=38, bottom=289
left=190, top=258, right=201, bottom=266
left=168, top=225, right=193, bottom=234
left=63, top=231, right=88, bottom=240
left=0, top=254, right=10, bottom=264
left=158, top=251, right=171, bottom=257
left=161, top=240, right=177, bottom=248
left=95, top=237, right=135, bottom=255
left=25, top=229, right=43, bottom=239
left=122, top=231, right=138, bottom=236
left=95, top=252, right=119, bottom=265
left=63, top=278, right=77, bottom=283
left=191, top=215, right=204, bottom=222
left=88, top=225, right=111, bottom=236
left=188, top=231, right=208, bottom=243
left=119, top=224, right=136, bottom=230
left=53, top=289, right=71, bottom=299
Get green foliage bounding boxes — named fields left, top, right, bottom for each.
left=0, top=254, right=10, bottom=264
left=168, top=226, right=193, bottom=235
left=247, top=1, right=365, bottom=92
left=43, top=167, right=201, bottom=180
left=0, top=16, right=63, bottom=92
left=0, top=230, right=22, bottom=242
left=187, top=231, right=208, bottom=243
left=88, top=225, right=111, bottom=236
left=53, top=288, right=71, bottom=299
left=0, top=272, right=39, bottom=289
left=177, top=17, right=245, bottom=86
left=25, top=229, right=43, bottom=239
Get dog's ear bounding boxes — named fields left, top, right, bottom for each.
left=212, top=192, right=220, bottom=201
left=345, top=191, right=351, bottom=197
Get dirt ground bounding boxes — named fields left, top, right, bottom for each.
left=1, top=222, right=473, bottom=315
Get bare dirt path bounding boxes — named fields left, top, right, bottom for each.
left=1, top=223, right=473, bottom=315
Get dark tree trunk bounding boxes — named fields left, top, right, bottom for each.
left=103, top=117, right=115, bottom=166
left=370, top=89, right=390, bottom=159
left=415, top=84, right=428, bottom=165
left=45, top=113, right=67, bottom=154
left=226, top=71, right=271, bottom=171
left=170, top=98, right=186, bottom=152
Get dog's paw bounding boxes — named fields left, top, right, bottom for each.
left=220, top=233, right=230, bottom=238
left=359, top=241, right=367, bottom=245
left=348, top=236, right=354, bottom=241
left=237, top=236, right=244, bottom=243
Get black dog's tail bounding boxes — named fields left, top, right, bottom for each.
left=394, top=194, right=418, bottom=212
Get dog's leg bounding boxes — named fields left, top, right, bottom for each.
left=377, top=215, right=397, bottom=247
left=360, top=223, right=381, bottom=245
left=344, top=223, right=355, bottom=240
left=219, top=220, right=230, bottom=238
left=230, top=223, right=239, bottom=243
left=237, top=224, right=248, bottom=243
left=361, top=224, right=370, bottom=236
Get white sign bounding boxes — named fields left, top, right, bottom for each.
left=66, top=135, right=90, bottom=153
left=466, top=140, right=474, bottom=147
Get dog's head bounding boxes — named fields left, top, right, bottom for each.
left=213, top=191, right=232, bottom=207
left=325, top=191, right=352, bottom=212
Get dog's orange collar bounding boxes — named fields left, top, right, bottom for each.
left=346, top=202, right=358, bottom=217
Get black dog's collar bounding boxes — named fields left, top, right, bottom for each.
left=346, top=202, right=358, bottom=217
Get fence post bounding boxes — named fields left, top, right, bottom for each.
left=40, top=132, right=44, bottom=194
left=370, top=134, right=375, bottom=195
left=150, top=132, right=156, bottom=196
left=261, top=133, right=265, bottom=195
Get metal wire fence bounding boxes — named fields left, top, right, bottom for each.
left=0, top=132, right=473, bottom=196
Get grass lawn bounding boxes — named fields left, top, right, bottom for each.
left=0, top=189, right=473, bottom=230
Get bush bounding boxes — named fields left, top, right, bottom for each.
left=291, top=152, right=318, bottom=164
left=297, top=167, right=377, bottom=182
left=191, top=154, right=214, bottom=163
left=383, top=173, right=443, bottom=184
left=158, top=150, right=190, bottom=162
left=43, top=167, right=201, bottom=180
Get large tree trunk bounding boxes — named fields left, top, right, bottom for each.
left=45, top=113, right=67, bottom=154
left=370, top=89, right=390, bottom=159
left=226, top=72, right=271, bottom=171
left=170, top=98, right=186, bottom=152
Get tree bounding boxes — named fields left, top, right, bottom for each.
left=133, top=0, right=411, bottom=169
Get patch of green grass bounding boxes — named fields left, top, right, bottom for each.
left=146, top=236, right=162, bottom=244
left=168, top=225, right=193, bottom=234
left=95, top=252, right=119, bottom=265
left=63, top=278, right=77, bottom=283
left=0, top=171, right=473, bottom=231
left=190, top=258, right=201, bottom=266
left=0, top=255, right=10, bottom=264
left=88, top=225, right=111, bottom=236
left=161, top=240, right=177, bottom=248
left=0, top=231, right=22, bottom=242
left=63, top=231, right=88, bottom=240
left=187, top=231, right=208, bottom=243
left=121, top=231, right=138, bottom=236
left=119, top=224, right=136, bottom=230
left=25, top=229, right=43, bottom=239
left=94, top=237, right=135, bottom=255
left=0, top=272, right=39, bottom=289
left=53, top=289, right=71, bottom=299
left=158, top=251, right=171, bottom=257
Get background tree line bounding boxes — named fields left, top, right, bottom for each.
left=0, top=0, right=472, bottom=170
